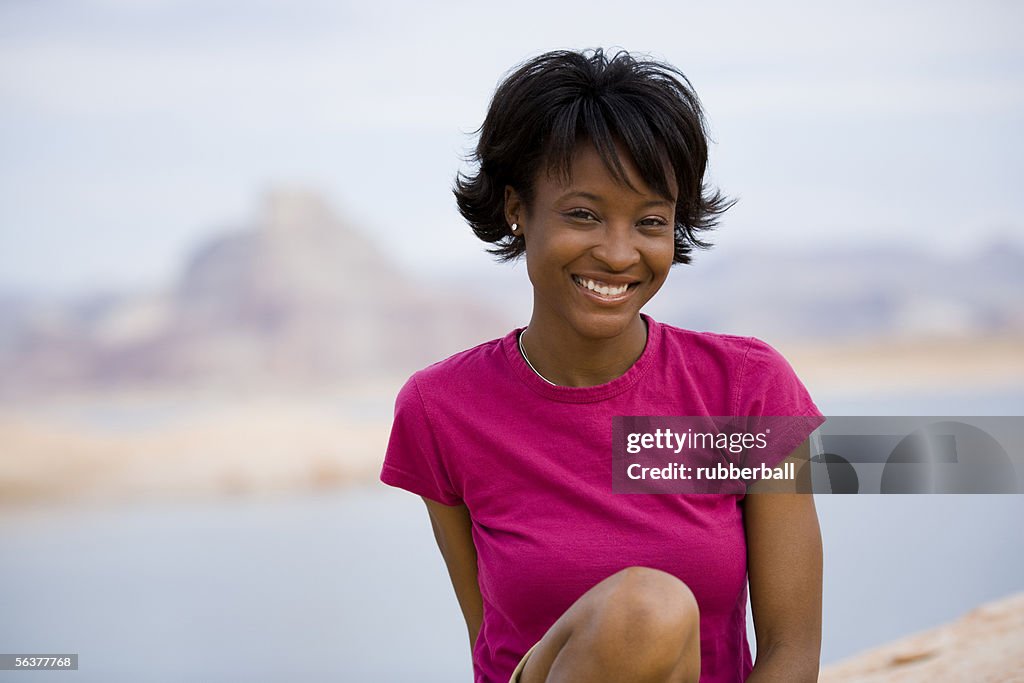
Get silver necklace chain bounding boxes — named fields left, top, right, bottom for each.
left=518, top=329, right=558, bottom=386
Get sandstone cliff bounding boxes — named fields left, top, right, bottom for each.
left=0, top=190, right=507, bottom=397
left=820, top=592, right=1024, bottom=682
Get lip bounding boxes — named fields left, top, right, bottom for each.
left=572, top=272, right=641, bottom=286
left=571, top=273, right=641, bottom=304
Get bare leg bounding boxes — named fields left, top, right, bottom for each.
left=519, top=566, right=700, bottom=683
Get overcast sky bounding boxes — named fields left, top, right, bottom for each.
left=1, top=0, right=1022, bottom=296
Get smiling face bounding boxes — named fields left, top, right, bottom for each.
left=506, top=141, right=677, bottom=345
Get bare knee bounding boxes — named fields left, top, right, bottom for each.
left=584, top=567, right=700, bottom=679
left=521, top=567, right=701, bottom=683
left=594, top=567, right=698, bottom=636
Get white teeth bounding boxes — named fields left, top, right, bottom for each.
left=574, top=276, right=630, bottom=297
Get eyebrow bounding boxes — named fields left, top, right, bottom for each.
left=557, top=190, right=675, bottom=207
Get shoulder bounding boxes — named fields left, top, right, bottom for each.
left=656, top=319, right=777, bottom=368
left=652, top=319, right=814, bottom=414
left=399, top=332, right=515, bottom=403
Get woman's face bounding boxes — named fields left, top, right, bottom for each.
left=507, top=142, right=677, bottom=343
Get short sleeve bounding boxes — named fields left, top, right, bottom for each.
left=736, top=338, right=825, bottom=469
left=380, top=375, right=462, bottom=506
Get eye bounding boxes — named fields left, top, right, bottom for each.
left=638, top=216, right=671, bottom=232
left=565, top=208, right=598, bottom=222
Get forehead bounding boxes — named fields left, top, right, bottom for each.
left=539, top=141, right=677, bottom=202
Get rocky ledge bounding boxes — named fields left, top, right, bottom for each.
left=820, top=592, right=1024, bottom=682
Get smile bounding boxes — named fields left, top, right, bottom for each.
left=572, top=275, right=638, bottom=301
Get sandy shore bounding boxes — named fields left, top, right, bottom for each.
left=0, top=335, right=1021, bottom=506
left=780, top=334, right=1024, bottom=395
left=0, top=380, right=402, bottom=506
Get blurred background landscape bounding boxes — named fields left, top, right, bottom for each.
left=1, top=0, right=1022, bottom=680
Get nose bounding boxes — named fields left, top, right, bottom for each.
left=592, top=222, right=641, bottom=271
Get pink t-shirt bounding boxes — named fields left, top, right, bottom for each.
left=381, top=315, right=823, bottom=683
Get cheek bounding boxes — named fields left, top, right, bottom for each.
left=523, top=231, right=575, bottom=279
left=651, top=238, right=676, bottom=275
left=522, top=236, right=560, bottom=290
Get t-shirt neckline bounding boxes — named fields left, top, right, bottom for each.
left=502, top=314, right=661, bottom=403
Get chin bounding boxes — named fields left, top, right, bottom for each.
left=568, top=309, right=642, bottom=340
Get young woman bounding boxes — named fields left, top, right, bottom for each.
left=381, top=48, right=823, bottom=683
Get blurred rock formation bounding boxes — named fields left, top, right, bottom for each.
left=0, top=190, right=507, bottom=397
left=646, top=241, right=1024, bottom=341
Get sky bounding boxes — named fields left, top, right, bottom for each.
left=1, top=0, right=1023, bottom=296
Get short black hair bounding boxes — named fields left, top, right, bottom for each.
left=454, top=48, right=734, bottom=264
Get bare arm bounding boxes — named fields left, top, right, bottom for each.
left=744, top=438, right=823, bottom=682
left=422, top=497, right=484, bottom=652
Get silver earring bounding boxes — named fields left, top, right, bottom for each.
left=511, top=223, right=518, bottom=233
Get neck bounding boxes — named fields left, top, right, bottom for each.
left=520, top=314, right=648, bottom=387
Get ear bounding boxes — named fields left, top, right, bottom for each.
left=504, top=185, right=522, bottom=230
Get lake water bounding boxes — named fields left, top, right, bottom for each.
left=2, top=485, right=1023, bottom=682
left=2, top=389, right=1022, bottom=681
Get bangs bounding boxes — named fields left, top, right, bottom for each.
left=542, top=79, right=696, bottom=203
